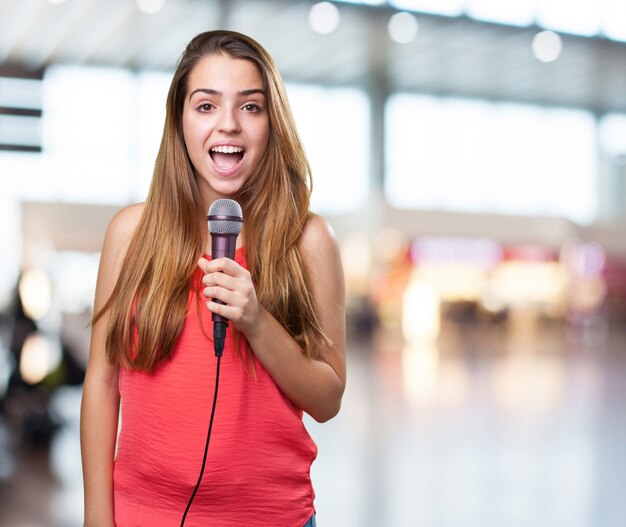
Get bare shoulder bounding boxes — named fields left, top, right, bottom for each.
left=89, top=206, right=145, bottom=374
left=299, top=212, right=340, bottom=258
left=299, top=213, right=344, bottom=294
left=97, top=203, right=145, bottom=290
left=299, top=216, right=345, bottom=372
left=105, top=202, right=145, bottom=247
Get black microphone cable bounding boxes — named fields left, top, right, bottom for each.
left=181, top=198, right=241, bottom=524
left=180, top=345, right=223, bottom=526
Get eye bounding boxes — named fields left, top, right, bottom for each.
left=197, top=103, right=215, bottom=112
left=242, top=103, right=261, bottom=113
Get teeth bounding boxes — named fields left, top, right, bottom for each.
left=211, top=145, right=244, bottom=154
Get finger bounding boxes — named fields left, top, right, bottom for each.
left=206, top=300, right=238, bottom=320
left=203, top=285, right=238, bottom=306
left=202, top=271, right=239, bottom=289
left=204, top=257, right=249, bottom=278
left=197, top=256, right=210, bottom=274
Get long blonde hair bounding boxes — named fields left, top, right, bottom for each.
left=95, top=30, right=329, bottom=371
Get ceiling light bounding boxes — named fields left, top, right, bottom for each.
left=309, top=2, right=340, bottom=35
left=46, top=0, right=68, bottom=4
left=136, top=0, right=166, bottom=15
left=388, top=12, right=418, bottom=44
left=532, top=30, right=562, bottom=63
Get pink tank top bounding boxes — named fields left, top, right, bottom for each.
left=113, top=248, right=317, bottom=526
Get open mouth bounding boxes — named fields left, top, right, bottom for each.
left=210, top=145, right=245, bottom=170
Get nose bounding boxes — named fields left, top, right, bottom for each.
left=218, top=107, right=240, bottom=134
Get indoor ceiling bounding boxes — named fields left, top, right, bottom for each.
left=1, top=0, right=626, bottom=114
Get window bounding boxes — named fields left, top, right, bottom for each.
left=287, top=83, right=370, bottom=214
left=386, top=93, right=597, bottom=223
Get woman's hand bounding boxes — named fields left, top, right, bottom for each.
left=197, top=256, right=261, bottom=336
left=197, top=215, right=345, bottom=422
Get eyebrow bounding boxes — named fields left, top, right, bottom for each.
left=188, top=88, right=266, bottom=99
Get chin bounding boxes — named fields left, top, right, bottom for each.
left=209, top=179, right=245, bottom=197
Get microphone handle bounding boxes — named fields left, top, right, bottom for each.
left=211, top=233, right=238, bottom=324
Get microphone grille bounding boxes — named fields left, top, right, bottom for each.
left=208, top=199, right=243, bottom=235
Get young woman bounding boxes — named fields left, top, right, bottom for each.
left=80, top=30, right=346, bottom=527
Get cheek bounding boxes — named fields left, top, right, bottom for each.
left=254, top=121, right=270, bottom=154
left=182, top=120, right=206, bottom=157
left=182, top=107, right=206, bottom=140
left=181, top=121, right=206, bottom=174
left=181, top=116, right=193, bottom=150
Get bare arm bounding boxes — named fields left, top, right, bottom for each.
left=80, top=204, right=143, bottom=525
left=199, top=213, right=346, bottom=422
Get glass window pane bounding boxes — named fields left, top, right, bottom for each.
left=465, top=0, right=536, bottom=27
left=287, top=83, right=370, bottom=214
left=385, top=94, right=442, bottom=209
left=601, top=0, right=626, bottom=41
left=0, top=115, right=40, bottom=146
left=333, top=0, right=386, bottom=5
left=542, top=108, right=597, bottom=222
left=537, top=0, right=601, bottom=36
left=42, top=65, right=135, bottom=203
left=599, top=113, right=626, bottom=156
left=490, top=103, right=545, bottom=215
left=389, top=0, right=464, bottom=17
left=386, top=93, right=597, bottom=224
left=0, top=77, right=42, bottom=108
left=135, top=71, right=171, bottom=201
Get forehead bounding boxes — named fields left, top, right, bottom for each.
left=186, top=53, right=264, bottom=93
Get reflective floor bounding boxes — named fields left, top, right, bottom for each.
left=1, top=318, right=626, bottom=527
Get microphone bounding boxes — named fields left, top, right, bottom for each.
left=207, top=198, right=243, bottom=357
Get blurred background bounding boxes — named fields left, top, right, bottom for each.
left=1, top=0, right=626, bottom=526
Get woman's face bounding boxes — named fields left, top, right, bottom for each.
left=182, top=53, right=270, bottom=206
